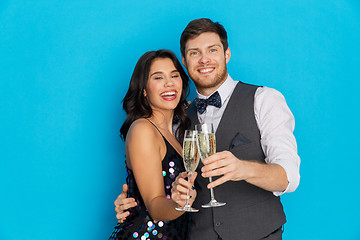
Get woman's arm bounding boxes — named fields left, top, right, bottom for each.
left=126, top=120, right=189, bottom=221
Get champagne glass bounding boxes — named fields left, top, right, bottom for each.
left=195, top=123, right=226, bottom=208
left=175, top=130, right=200, bottom=212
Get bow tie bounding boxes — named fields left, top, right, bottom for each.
left=194, top=91, right=222, bottom=114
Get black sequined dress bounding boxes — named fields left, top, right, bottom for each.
left=109, top=123, right=189, bottom=240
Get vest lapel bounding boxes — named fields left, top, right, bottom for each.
left=186, top=102, right=200, bottom=127
left=215, top=82, right=243, bottom=150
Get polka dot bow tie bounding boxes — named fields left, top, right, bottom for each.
left=194, top=91, right=222, bottom=114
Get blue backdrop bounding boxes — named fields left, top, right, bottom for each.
left=1, top=1, right=359, bottom=239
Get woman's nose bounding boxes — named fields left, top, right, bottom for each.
left=164, top=77, right=175, bottom=87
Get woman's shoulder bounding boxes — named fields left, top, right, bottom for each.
left=126, top=118, right=166, bottom=168
left=127, top=118, right=161, bottom=143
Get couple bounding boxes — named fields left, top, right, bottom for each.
left=110, top=18, right=300, bottom=240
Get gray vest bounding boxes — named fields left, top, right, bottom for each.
left=186, top=82, right=286, bottom=240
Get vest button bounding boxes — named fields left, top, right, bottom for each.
left=215, top=222, right=221, bottom=227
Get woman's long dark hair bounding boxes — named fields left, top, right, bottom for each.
left=120, top=49, right=190, bottom=142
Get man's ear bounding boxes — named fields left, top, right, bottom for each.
left=225, top=47, right=231, bottom=64
left=181, top=55, right=187, bottom=68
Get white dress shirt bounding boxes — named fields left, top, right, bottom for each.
left=196, top=75, right=300, bottom=196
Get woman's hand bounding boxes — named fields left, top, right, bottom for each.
left=171, top=172, right=198, bottom=207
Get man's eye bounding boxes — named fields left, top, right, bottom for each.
left=210, top=49, right=217, bottom=53
left=190, top=52, right=198, bottom=56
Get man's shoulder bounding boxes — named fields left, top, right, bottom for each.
left=236, top=81, right=262, bottom=89
left=230, top=81, right=261, bottom=98
left=254, top=86, right=285, bottom=100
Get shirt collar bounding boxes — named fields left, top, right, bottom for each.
left=196, top=74, right=237, bottom=103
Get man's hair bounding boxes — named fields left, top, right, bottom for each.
left=180, top=18, right=228, bottom=58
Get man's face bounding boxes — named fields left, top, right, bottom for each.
left=182, top=32, right=231, bottom=96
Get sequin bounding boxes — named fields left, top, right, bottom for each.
left=109, top=134, right=188, bottom=240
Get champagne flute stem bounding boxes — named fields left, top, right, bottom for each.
left=208, top=176, right=215, bottom=201
left=185, top=174, right=192, bottom=207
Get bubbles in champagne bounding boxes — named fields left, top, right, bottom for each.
left=196, top=133, right=216, bottom=161
left=183, top=139, right=200, bottom=173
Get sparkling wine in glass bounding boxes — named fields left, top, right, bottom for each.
left=195, top=123, right=226, bottom=208
left=175, top=130, right=200, bottom=212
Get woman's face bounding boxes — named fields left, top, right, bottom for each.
left=144, top=58, right=183, bottom=113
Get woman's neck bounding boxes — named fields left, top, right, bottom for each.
left=148, top=110, right=174, bottom=134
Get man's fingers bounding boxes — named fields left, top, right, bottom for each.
left=122, top=184, right=129, bottom=194
left=116, top=211, right=130, bottom=222
left=114, top=196, right=137, bottom=214
left=207, top=175, right=231, bottom=189
left=115, top=201, right=137, bottom=212
left=115, top=197, right=136, bottom=206
left=116, top=184, right=129, bottom=201
left=201, top=155, right=231, bottom=174
left=202, top=151, right=229, bottom=164
left=115, top=196, right=135, bottom=204
left=201, top=157, right=231, bottom=175
left=202, top=163, right=230, bottom=178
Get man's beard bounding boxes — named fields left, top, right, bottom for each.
left=190, top=65, right=228, bottom=91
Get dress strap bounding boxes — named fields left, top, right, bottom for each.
left=145, top=118, right=164, bottom=138
left=145, top=118, right=182, bottom=158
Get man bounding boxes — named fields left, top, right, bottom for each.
left=114, top=18, right=300, bottom=240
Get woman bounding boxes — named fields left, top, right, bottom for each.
left=109, top=50, right=197, bottom=240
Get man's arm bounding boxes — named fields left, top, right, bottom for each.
left=201, top=152, right=288, bottom=192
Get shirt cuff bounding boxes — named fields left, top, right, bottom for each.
left=271, top=158, right=300, bottom=196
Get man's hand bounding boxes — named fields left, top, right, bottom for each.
left=201, top=151, right=249, bottom=189
left=114, top=184, right=138, bottom=223
left=201, top=150, right=288, bottom=192
left=171, top=172, right=198, bottom=207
